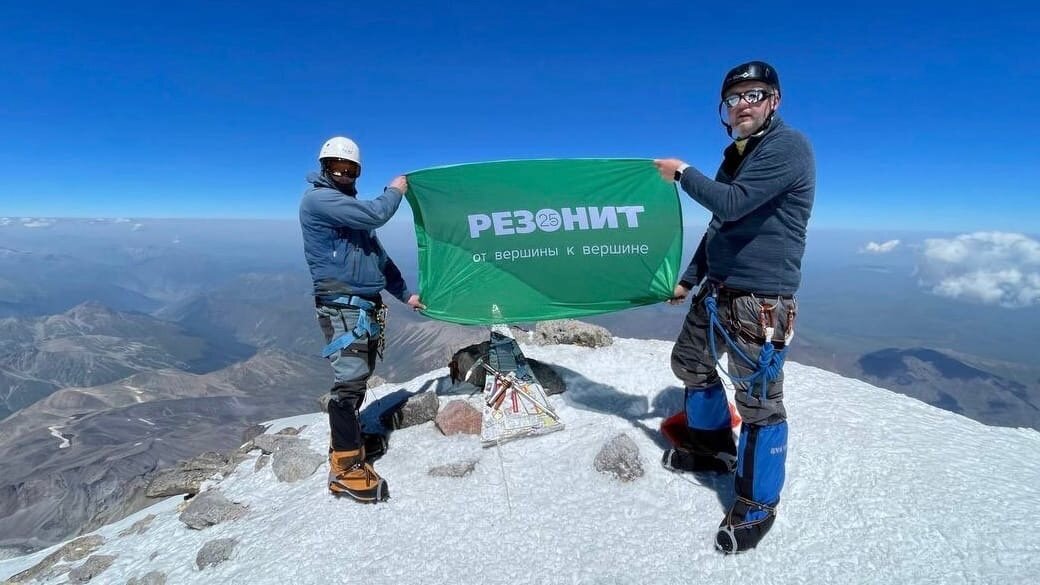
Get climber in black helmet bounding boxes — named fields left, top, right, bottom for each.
left=653, top=60, right=816, bottom=554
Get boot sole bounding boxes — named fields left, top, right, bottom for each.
left=661, top=449, right=734, bottom=475
left=330, top=481, right=389, bottom=503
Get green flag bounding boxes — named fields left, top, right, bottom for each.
left=404, top=159, right=682, bottom=325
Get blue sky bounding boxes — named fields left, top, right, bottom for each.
left=1, top=1, right=1037, bottom=231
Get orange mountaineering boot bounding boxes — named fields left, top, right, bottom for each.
left=328, top=447, right=389, bottom=503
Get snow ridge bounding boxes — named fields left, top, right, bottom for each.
left=2, top=338, right=1038, bottom=584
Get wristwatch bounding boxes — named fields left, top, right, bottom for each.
left=674, top=164, right=689, bottom=182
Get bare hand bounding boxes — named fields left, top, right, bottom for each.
left=667, top=283, right=690, bottom=305
left=407, top=294, right=426, bottom=311
left=653, top=159, right=685, bottom=182
left=389, top=175, right=408, bottom=192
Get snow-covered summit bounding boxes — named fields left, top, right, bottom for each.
left=2, top=338, right=1038, bottom=584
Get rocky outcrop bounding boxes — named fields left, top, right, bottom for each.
left=145, top=451, right=237, bottom=498
left=118, top=514, right=156, bottom=537
left=250, top=434, right=305, bottom=455
left=531, top=320, right=613, bottom=348
left=391, top=389, right=438, bottom=426
left=67, top=554, right=116, bottom=583
left=272, top=445, right=324, bottom=483
left=178, top=491, right=247, bottom=530
left=4, top=535, right=104, bottom=584
left=196, top=538, right=237, bottom=570
left=126, top=571, right=167, bottom=585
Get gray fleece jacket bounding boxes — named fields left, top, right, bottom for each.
left=678, top=116, right=815, bottom=296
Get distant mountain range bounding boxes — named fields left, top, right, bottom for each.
left=0, top=302, right=228, bottom=420
left=857, top=347, right=1040, bottom=429
left=0, top=349, right=327, bottom=553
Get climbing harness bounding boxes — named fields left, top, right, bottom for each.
left=703, top=287, right=795, bottom=402
left=320, top=296, right=385, bottom=359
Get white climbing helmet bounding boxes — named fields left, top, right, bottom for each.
left=318, top=136, right=362, bottom=166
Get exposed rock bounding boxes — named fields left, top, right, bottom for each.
left=118, top=514, right=156, bottom=537
left=274, top=426, right=301, bottom=436
left=67, top=554, right=117, bottom=582
left=528, top=359, right=567, bottom=395
left=400, top=390, right=443, bottom=428
left=7, top=561, right=70, bottom=584
left=428, top=460, right=478, bottom=478
left=385, top=391, right=440, bottom=430
left=254, top=454, right=270, bottom=472
left=251, top=434, right=305, bottom=455
left=178, top=490, right=247, bottom=529
left=35, top=563, right=72, bottom=581
left=5, top=535, right=105, bottom=583
left=145, top=451, right=236, bottom=498
left=58, top=535, right=105, bottom=562
left=272, top=445, right=325, bottom=483
left=531, top=320, right=613, bottom=348
left=367, top=374, right=387, bottom=388
left=240, top=424, right=269, bottom=445
left=435, top=400, right=482, bottom=436
left=594, top=433, right=644, bottom=482
left=196, top=538, right=237, bottom=570
left=127, top=570, right=167, bottom=585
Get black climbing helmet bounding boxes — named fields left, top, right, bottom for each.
left=721, top=61, right=780, bottom=98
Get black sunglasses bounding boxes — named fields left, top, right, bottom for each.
left=325, top=162, right=360, bottom=179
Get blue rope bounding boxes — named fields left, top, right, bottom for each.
left=704, top=294, right=788, bottom=400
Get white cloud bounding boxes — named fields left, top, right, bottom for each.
left=861, top=239, right=901, bottom=254
left=917, top=232, right=1040, bottom=308
left=0, top=218, right=10, bottom=226
left=114, top=218, right=131, bottom=223
left=21, top=219, right=55, bottom=228
left=131, top=223, right=145, bottom=231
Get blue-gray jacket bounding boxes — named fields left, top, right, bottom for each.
left=299, top=172, right=411, bottom=304
left=678, top=116, right=815, bottom=296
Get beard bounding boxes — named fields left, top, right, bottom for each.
left=730, top=115, right=758, bottom=140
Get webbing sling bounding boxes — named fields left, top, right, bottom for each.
left=320, top=296, right=381, bottom=358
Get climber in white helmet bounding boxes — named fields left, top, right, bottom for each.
left=299, top=135, right=424, bottom=503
